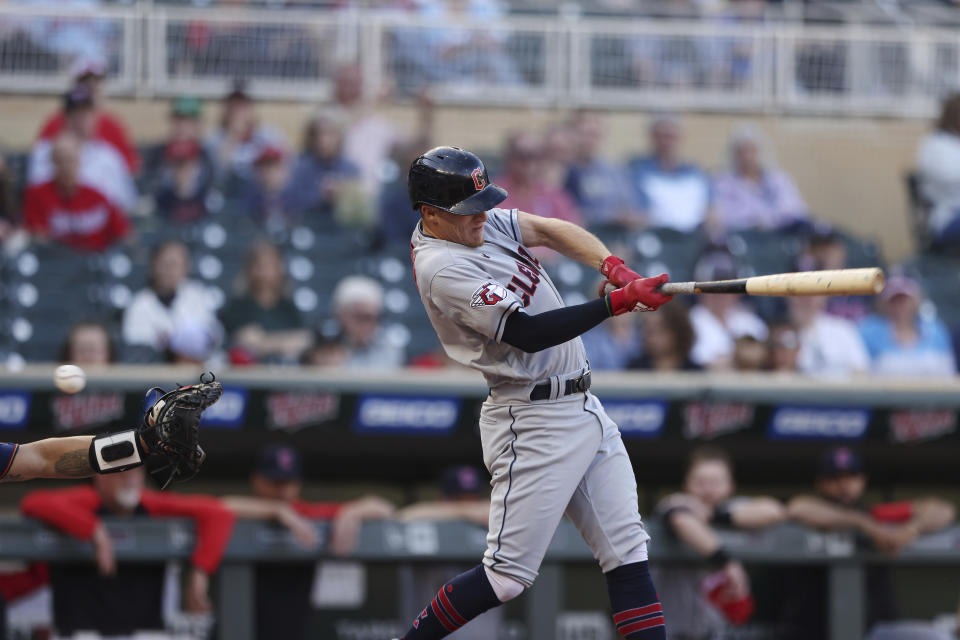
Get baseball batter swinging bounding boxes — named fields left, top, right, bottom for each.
left=396, top=147, right=673, bottom=640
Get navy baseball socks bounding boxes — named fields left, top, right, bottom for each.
left=606, top=561, right=666, bottom=639
left=398, top=565, right=501, bottom=639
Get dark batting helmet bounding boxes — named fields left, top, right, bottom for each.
left=408, top=146, right=508, bottom=215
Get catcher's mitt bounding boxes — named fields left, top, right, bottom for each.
left=139, top=372, right=223, bottom=489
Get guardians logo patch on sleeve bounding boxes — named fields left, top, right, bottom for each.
left=471, top=282, right=508, bottom=308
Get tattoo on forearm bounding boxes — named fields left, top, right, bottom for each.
left=54, top=449, right=93, bottom=477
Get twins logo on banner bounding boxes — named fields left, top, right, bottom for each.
left=602, top=401, right=667, bottom=439
left=54, top=393, right=124, bottom=431
left=266, top=392, right=339, bottom=432
left=0, top=392, right=30, bottom=429
left=888, top=409, right=957, bottom=444
left=355, top=395, right=460, bottom=435
left=768, top=406, right=871, bottom=440
left=684, top=402, right=754, bottom=440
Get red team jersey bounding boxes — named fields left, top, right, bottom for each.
left=23, top=181, right=131, bottom=252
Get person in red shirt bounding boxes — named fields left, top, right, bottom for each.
left=224, top=443, right=395, bottom=640
left=23, top=132, right=131, bottom=252
left=35, top=57, right=140, bottom=174
left=20, top=466, right=235, bottom=637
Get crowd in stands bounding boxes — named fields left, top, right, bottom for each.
left=0, top=60, right=958, bottom=379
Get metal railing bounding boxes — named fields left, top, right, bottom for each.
left=0, top=7, right=959, bottom=116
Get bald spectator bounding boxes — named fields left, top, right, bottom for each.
left=564, top=111, right=640, bottom=228
left=122, top=241, right=220, bottom=359
left=712, top=125, right=809, bottom=231
left=626, top=115, right=713, bottom=232
left=23, top=133, right=131, bottom=252
left=329, top=275, right=404, bottom=369
left=496, top=131, right=582, bottom=226
left=859, top=274, right=956, bottom=378
left=28, top=86, right=137, bottom=216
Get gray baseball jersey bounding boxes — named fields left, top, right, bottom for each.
left=410, top=207, right=650, bottom=589
left=410, top=207, right=587, bottom=388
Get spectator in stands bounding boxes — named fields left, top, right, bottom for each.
left=397, top=465, right=503, bottom=640
left=28, top=85, right=138, bottom=216
left=915, top=93, right=960, bottom=247
left=224, top=443, right=395, bottom=640
left=153, top=138, right=212, bottom=224
left=23, top=132, right=131, bottom=252
left=0, top=153, right=16, bottom=241
left=60, top=321, right=113, bottom=366
left=626, top=115, right=713, bottom=232
left=787, top=293, right=869, bottom=377
left=378, top=141, right=426, bottom=246
left=334, top=63, right=435, bottom=202
left=285, top=109, right=372, bottom=228
left=122, top=241, right=221, bottom=359
left=35, top=56, right=140, bottom=175
left=732, top=335, right=769, bottom=371
left=301, top=335, right=348, bottom=368
left=581, top=313, right=643, bottom=371
left=496, top=131, right=582, bottom=226
left=796, top=228, right=872, bottom=322
left=541, top=121, right=577, bottom=191
left=206, top=80, right=284, bottom=184
left=688, top=248, right=768, bottom=369
left=784, top=447, right=955, bottom=639
left=654, top=446, right=785, bottom=640
left=767, top=322, right=801, bottom=373
left=240, top=145, right=296, bottom=228
left=220, top=241, right=311, bottom=365
left=628, top=302, right=700, bottom=371
left=712, top=124, right=809, bottom=231
left=859, top=274, right=956, bottom=378
left=20, top=467, right=235, bottom=636
left=564, top=110, right=642, bottom=228
left=328, top=275, right=405, bottom=369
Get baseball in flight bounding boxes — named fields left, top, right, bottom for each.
left=54, top=365, right=86, bottom=394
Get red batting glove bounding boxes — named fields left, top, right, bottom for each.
left=600, top=255, right=643, bottom=288
left=606, top=273, right=673, bottom=315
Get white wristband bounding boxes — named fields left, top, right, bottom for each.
left=89, top=429, right=144, bottom=474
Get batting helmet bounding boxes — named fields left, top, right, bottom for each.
left=408, top=146, right=508, bottom=215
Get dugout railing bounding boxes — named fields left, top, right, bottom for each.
left=2, top=517, right=959, bottom=640
left=1, top=5, right=960, bottom=117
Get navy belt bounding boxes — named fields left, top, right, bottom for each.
left=529, top=372, right=591, bottom=402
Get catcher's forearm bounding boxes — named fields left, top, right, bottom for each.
left=0, top=436, right=96, bottom=482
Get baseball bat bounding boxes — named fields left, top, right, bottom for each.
left=659, top=267, right=885, bottom=297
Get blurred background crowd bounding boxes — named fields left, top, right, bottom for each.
left=1, top=58, right=959, bottom=380
left=1, top=1, right=960, bottom=639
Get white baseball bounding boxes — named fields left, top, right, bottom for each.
left=54, top=365, right=86, bottom=394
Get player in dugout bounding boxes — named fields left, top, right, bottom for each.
left=20, top=465, right=235, bottom=636
left=398, top=146, right=674, bottom=640
left=654, top=446, right=786, bottom=640
left=782, top=447, right=956, bottom=639
left=223, top=443, right=396, bottom=640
